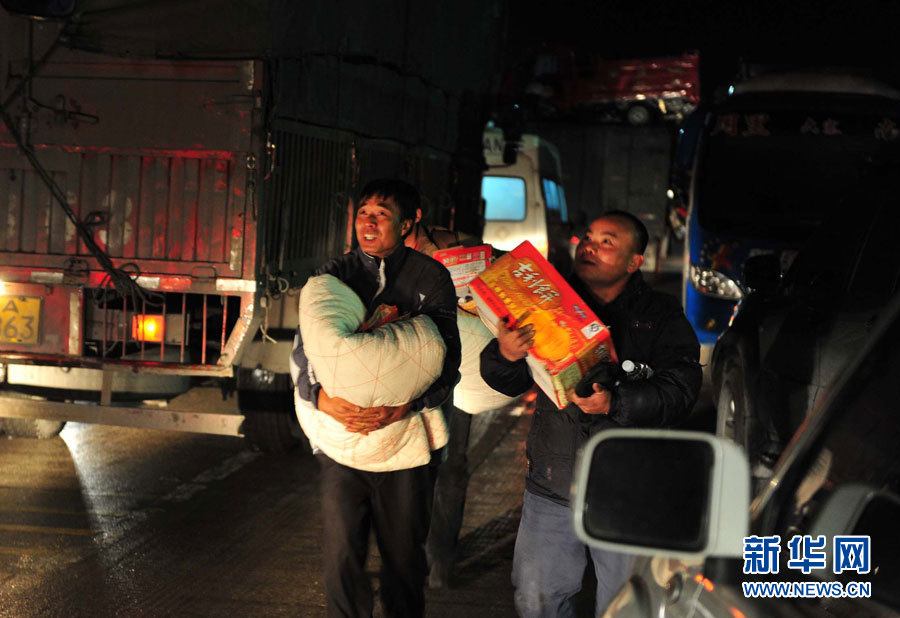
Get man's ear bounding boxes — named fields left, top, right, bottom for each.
left=628, top=253, right=645, bottom=273
left=415, top=208, right=423, bottom=224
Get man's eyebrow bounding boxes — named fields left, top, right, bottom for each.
left=359, top=201, right=392, bottom=211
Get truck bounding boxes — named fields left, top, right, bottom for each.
left=0, top=0, right=504, bottom=451
left=682, top=71, right=900, bottom=363
left=501, top=46, right=700, bottom=126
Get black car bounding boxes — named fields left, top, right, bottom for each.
left=573, top=282, right=900, bottom=618
left=711, top=168, right=900, bottom=483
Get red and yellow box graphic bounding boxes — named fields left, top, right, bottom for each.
left=470, top=241, right=617, bottom=408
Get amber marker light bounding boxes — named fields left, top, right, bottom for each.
left=132, top=315, right=164, bottom=342
left=693, top=573, right=715, bottom=592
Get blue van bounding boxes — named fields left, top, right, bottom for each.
left=683, top=72, right=900, bottom=357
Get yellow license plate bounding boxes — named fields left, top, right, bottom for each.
left=0, top=296, right=42, bottom=345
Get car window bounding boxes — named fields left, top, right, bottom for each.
left=771, top=301, right=900, bottom=615
left=847, top=195, right=900, bottom=308
left=786, top=174, right=898, bottom=303
left=785, top=214, right=867, bottom=300
left=482, top=176, right=527, bottom=221
left=541, top=177, right=568, bottom=223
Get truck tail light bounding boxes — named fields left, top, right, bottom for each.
left=131, top=315, right=164, bottom=342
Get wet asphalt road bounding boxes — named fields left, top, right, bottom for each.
left=0, top=419, right=325, bottom=616
left=0, top=403, right=534, bottom=617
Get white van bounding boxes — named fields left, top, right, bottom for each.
left=481, top=127, right=571, bottom=262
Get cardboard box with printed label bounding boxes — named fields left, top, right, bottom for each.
left=432, top=244, right=492, bottom=309
left=469, top=240, right=617, bottom=408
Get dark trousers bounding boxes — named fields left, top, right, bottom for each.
left=426, top=405, right=472, bottom=571
left=317, top=453, right=437, bottom=618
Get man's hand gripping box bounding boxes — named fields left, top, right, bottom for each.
left=469, top=241, right=617, bottom=409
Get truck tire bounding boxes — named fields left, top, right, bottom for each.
left=0, top=418, right=66, bottom=439
left=625, top=104, right=652, bottom=126
left=238, top=390, right=309, bottom=454
left=715, top=357, right=771, bottom=492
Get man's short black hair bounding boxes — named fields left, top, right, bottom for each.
left=359, top=179, right=420, bottom=223
left=602, top=210, right=649, bottom=255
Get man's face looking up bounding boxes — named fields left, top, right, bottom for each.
left=574, top=216, right=644, bottom=287
left=355, top=195, right=411, bottom=258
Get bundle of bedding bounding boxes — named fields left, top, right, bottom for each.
left=294, top=274, right=448, bottom=471
left=453, top=308, right=518, bottom=414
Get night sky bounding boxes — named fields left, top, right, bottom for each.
left=506, top=0, right=900, bottom=96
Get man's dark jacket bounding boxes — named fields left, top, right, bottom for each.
left=480, top=271, right=702, bottom=506
left=292, top=246, right=461, bottom=413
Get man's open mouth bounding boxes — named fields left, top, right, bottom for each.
left=362, top=234, right=377, bottom=241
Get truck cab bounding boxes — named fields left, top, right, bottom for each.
left=480, top=127, right=573, bottom=271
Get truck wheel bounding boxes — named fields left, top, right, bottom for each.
left=716, top=358, right=770, bottom=492
left=238, top=390, right=309, bottom=454
left=625, top=104, right=652, bottom=126
left=0, top=418, right=66, bottom=439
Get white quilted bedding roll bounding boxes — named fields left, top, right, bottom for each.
left=295, top=274, right=448, bottom=471
left=453, top=308, right=518, bottom=414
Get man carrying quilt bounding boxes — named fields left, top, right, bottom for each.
left=290, top=178, right=461, bottom=618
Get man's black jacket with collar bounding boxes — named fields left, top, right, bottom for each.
left=292, top=246, right=461, bottom=413
left=479, top=270, right=702, bottom=506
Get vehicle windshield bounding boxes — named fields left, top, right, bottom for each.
left=697, top=95, right=900, bottom=239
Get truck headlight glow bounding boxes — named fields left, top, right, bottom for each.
left=689, top=263, right=743, bottom=300
left=131, top=315, right=165, bottom=343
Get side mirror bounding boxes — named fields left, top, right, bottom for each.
left=502, top=141, right=518, bottom=165
left=743, top=253, right=782, bottom=294
left=572, top=429, right=750, bottom=559
left=0, top=0, right=76, bottom=18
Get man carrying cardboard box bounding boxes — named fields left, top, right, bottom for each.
left=479, top=211, right=702, bottom=617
